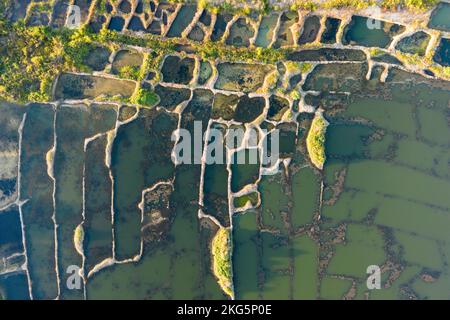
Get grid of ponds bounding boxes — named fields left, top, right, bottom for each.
left=1, top=0, right=450, bottom=300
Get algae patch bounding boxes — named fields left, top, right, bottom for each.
left=306, top=110, right=328, bottom=170
left=211, top=227, right=234, bottom=299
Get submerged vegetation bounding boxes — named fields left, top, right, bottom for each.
left=211, top=227, right=233, bottom=298
left=306, top=110, right=328, bottom=170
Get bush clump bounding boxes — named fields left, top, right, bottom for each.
left=0, top=21, right=70, bottom=102
left=131, top=88, right=159, bottom=107
left=322, top=0, right=375, bottom=10
left=211, top=227, right=233, bottom=298
left=381, top=0, right=438, bottom=10
left=118, top=65, right=141, bottom=80
left=74, top=224, right=84, bottom=256
left=306, top=110, right=328, bottom=170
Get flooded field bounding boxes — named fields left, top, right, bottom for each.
left=1, top=1, right=450, bottom=301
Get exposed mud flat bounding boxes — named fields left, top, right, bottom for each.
left=215, top=63, right=274, bottom=93
left=54, top=74, right=136, bottom=100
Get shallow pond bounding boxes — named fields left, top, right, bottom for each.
left=298, top=15, right=321, bottom=45
left=428, top=2, right=450, bottom=32
left=433, top=38, right=450, bottom=66
left=226, top=18, right=254, bottom=47
left=343, top=15, right=404, bottom=48
left=255, top=14, right=279, bottom=48
left=321, top=17, right=341, bottom=44
left=166, top=5, right=197, bottom=38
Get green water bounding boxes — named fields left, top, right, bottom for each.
left=166, top=5, right=197, bottom=38
left=55, top=104, right=116, bottom=299
left=259, top=173, right=289, bottom=232
left=255, top=14, right=278, bottom=48
left=428, top=2, right=450, bottom=32
left=320, top=277, right=353, bottom=300
left=21, top=104, right=58, bottom=300
left=292, top=236, right=318, bottom=299
left=204, top=163, right=229, bottom=226
left=226, top=18, right=254, bottom=47
left=112, top=109, right=176, bottom=261
left=87, top=96, right=223, bottom=299
left=261, top=232, right=291, bottom=299
left=273, top=11, right=298, bottom=48
left=291, top=167, right=320, bottom=229
left=0, top=273, right=30, bottom=300
left=233, top=211, right=260, bottom=299
left=84, top=135, right=113, bottom=274
left=231, top=149, right=260, bottom=193
left=343, top=16, right=398, bottom=48
left=319, top=74, right=450, bottom=299
left=3, top=25, right=450, bottom=300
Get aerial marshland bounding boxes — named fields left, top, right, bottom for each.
left=0, top=0, right=450, bottom=300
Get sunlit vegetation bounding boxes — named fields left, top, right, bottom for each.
left=0, top=18, right=174, bottom=103
left=0, top=21, right=71, bottom=102
left=118, top=65, right=141, bottom=80
left=96, top=0, right=109, bottom=15
left=322, top=0, right=375, bottom=10
left=197, top=41, right=286, bottom=64
left=74, top=225, right=84, bottom=256
left=381, top=0, right=438, bottom=10
left=201, top=0, right=254, bottom=15
left=131, top=87, right=159, bottom=107
left=27, top=1, right=52, bottom=14
left=262, top=70, right=279, bottom=93
left=395, top=51, right=431, bottom=68
left=404, top=0, right=439, bottom=11
left=381, top=0, right=405, bottom=9
left=290, top=0, right=319, bottom=11
left=0, top=1, right=11, bottom=16
left=299, top=62, right=314, bottom=73
left=430, top=65, right=450, bottom=79
left=306, top=110, right=328, bottom=170
left=286, top=61, right=314, bottom=76
left=211, top=227, right=233, bottom=298
left=0, top=0, right=444, bottom=104
left=369, top=48, right=385, bottom=57
left=233, top=192, right=259, bottom=208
